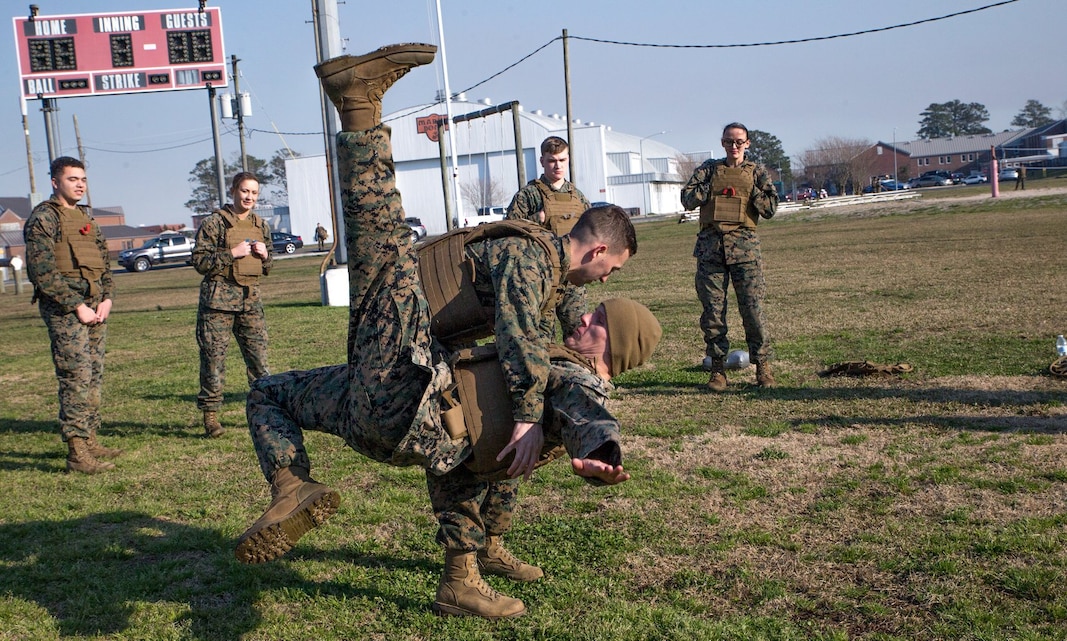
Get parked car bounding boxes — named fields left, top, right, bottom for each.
left=271, top=231, right=303, bottom=254
left=950, top=172, right=965, bottom=184
left=405, top=216, right=427, bottom=241
left=962, top=174, right=988, bottom=185
left=118, top=231, right=195, bottom=273
left=921, top=170, right=953, bottom=181
left=910, top=174, right=953, bottom=188
left=794, top=187, right=817, bottom=201
left=880, top=180, right=910, bottom=191
left=998, top=167, right=1019, bottom=181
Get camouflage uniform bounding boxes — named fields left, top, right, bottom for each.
left=191, top=207, right=273, bottom=412
left=247, top=126, right=623, bottom=551
left=24, top=198, right=113, bottom=443
left=681, top=158, right=778, bottom=360
left=506, top=175, right=591, bottom=340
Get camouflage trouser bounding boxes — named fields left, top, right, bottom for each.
left=695, top=248, right=771, bottom=360
left=248, top=126, right=503, bottom=550
left=196, top=305, right=270, bottom=411
left=39, top=297, right=106, bottom=442
left=428, top=472, right=520, bottom=552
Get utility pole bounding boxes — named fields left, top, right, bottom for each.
left=21, top=97, right=36, bottom=199
left=562, top=29, right=575, bottom=185
left=231, top=55, right=248, bottom=172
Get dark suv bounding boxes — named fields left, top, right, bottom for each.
left=118, top=232, right=195, bottom=272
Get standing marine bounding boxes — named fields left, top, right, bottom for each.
left=506, top=135, right=593, bottom=339
left=681, top=122, right=779, bottom=391
left=191, top=172, right=273, bottom=437
left=24, top=156, right=121, bottom=473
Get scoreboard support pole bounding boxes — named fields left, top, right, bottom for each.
left=40, top=96, right=60, bottom=164
left=207, top=83, right=226, bottom=209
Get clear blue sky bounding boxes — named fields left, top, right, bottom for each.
left=1, top=0, right=1061, bottom=227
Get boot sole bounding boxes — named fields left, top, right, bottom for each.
left=66, top=460, right=115, bottom=474
left=431, top=601, right=525, bottom=620
left=314, top=43, right=437, bottom=78
left=234, top=489, right=340, bottom=564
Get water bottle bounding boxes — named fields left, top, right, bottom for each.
left=1057, top=335, right=1067, bottom=357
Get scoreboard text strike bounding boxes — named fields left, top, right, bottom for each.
left=13, top=7, right=226, bottom=100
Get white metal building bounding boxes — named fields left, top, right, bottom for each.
left=287, top=96, right=690, bottom=237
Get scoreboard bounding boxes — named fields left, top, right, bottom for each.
left=13, top=7, right=227, bottom=99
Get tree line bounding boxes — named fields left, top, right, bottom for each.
left=188, top=100, right=1060, bottom=212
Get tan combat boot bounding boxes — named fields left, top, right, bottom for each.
left=314, top=43, right=437, bottom=132
left=477, top=535, right=544, bottom=581
left=755, top=359, right=776, bottom=388
left=203, top=411, right=224, bottom=438
left=235, top=466, right=340, bottom=564
left=706, top=358, right=727, bottom=392
left=433, top=550, right=526, bottom=619
left=86, top=432, right=123, bottom=459
left=66, top=437, right=115, bottom=474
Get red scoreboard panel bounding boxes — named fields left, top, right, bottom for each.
left=13, top=7, right=227, bottom=99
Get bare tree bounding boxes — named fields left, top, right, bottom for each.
left=800, top=136, right=873, bottom=194
left=674, top=153, right=700, bottom=182
left=460, top=177, right=506, bottom=213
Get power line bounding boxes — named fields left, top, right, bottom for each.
left=82, top=127, right=235, bottom=154
left=121, top=1, right=1022, bottom=139
left=570, top=0, right=1019, bottom=49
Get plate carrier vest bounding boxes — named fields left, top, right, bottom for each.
left=532, top=179, right=586, bottom=236
left=698, top=163, right=759, bottom=232
left=417, top=218, right=564, bottom=345
left=441, top=344, right=595, bottom=480
left=224, top=213, right=264, bottom=286
left=50, top=203, right=106, bottom=297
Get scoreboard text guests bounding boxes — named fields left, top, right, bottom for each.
left=13, top=7, right=227, bottom=99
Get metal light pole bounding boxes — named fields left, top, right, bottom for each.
left=639, top=131, right=666, bottom=216
left=892, top=127, right=898, bottom=185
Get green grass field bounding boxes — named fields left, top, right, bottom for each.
left=1, top=187, right=1066, bottom=640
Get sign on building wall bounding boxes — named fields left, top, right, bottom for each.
left=13, top=7, right=226, bottom=99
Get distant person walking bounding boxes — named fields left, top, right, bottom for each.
left=1015, top=165, right=1026, bottom=190
left=24, top=156, right=122, bottom=473
left=192, top=172, right=273, bottom=438
left=681, top=122, right=780, bottom=391
left=314, top=222, right=328, bottom=251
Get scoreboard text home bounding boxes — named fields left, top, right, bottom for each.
left=13, top=7, right=227, bottom=99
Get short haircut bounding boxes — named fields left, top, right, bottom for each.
left=570, top=205, right=638, bottom=256
left=50, top=156, right=84, bottom=178
left=722, top=122, right=749, bottom=138
left=540, top=136, right=569, bottom=155
left=230, top=171, right=260, bottom=193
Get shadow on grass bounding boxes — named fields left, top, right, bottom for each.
left=141, top=388, right=249, bottom=403
left=0, top=511, right=433, bottom=639
left=268, top=301, right=331, bottom=310
left=620, top=378, right=1067, bottom=406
